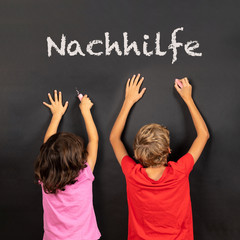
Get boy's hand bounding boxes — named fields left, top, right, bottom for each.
left=43, top=90, right=68, bottom=118
left=175, top=77, right=210, bottom=164
left=125, top=74, right=146, bottom=105
left=79, top=95, right=93, bottom=113
left=175, top=77, right=192, bottom=103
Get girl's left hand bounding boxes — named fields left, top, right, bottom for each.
left=79, top=95, right=94, bottom=113
left=43, top=90, right=68, bottom=117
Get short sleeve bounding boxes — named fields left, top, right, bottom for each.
left=85, top=163, right=95, bottom=180
left=77, top=163, right=95, bottom=182
left=121, top=155, right=137, bottom=178
left=175, top=153, right=194, bottom=175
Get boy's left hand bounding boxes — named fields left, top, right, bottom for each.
left=43, top=90, right=68, bottom=118
left=125, top=74, right=146, bottom=105
left=174, top=77, right=192, bottom=103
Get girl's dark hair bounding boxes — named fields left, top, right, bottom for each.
left=34, top=132, right=88, bottom=194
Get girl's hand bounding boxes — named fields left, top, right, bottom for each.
left=174, top=77, right=192, bottom=103
left=43, top=90, right=68, bottom=117
left=125, top=74, right=146, bottom=105
left=79, top=95, right=93, bottom=113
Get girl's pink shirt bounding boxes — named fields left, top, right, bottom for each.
left=41, top=163, right=101, bottom=240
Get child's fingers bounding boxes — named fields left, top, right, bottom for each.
left=43, top=102, right=52, bottom=109
left=185, top=78, right=191, bottom=86
left=182, top=78, right=188, bottom=87
left=178, top=79, right=186, bottom=88
left=63, top=101, right=69, bottom=111
left=54, top=90, right=58, bottom=102
left=175, top=79, right=183, bottom=89
left=48, top=93, right=54, bottom=104
left=130, top=74, right=136, bottom=86
left=179, top=79, right=185, bottom=88
left=134, top=73, right=141, bottom=85
left=126, top=78, right=130, bottom=90
left=137, top=77, right=144, bottom=88
left=59, top=91, right=62, bottom=104
left=139, top=87, right=146, bottom=98
left=174, top=82, right=181, bottom=93
left=81, top=94, right=88, bottom=100
left=81, top=95, right=93, bottom=105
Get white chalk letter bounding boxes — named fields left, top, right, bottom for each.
left=168, top=27, right=184, bottom=64
left=123, top=32, right=141, bottom=56
left=47, top=34, right=66, bottom=57
left=105, top=32, right=122, bottom=56
left=184, top=41, right=202, bottom=57
left=86, top=40, right=104, bottom=56
left=67, top=40, right=85, bottom=56
left=143, top=35, right=153, bottom=56
left=155, top=32, right=167, bottom=56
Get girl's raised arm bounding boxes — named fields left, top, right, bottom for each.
left=79, top=95, right=99, bottom=172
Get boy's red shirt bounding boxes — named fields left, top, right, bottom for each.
left=121, top=153, right=194, bottom=240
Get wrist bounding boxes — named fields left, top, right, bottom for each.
left=81, top=108, right=91, bottom=117
left=52, top=113, right=63, bottom=120
left=123, top=99, right=134, bottom=108
left=184, top=97, right=194, bottom=106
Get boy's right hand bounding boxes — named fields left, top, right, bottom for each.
left=125, top=74, right=146, bottom=106
left=174, top=77, right=192, bottom=103
left=79, top=95, right=93, bottom=113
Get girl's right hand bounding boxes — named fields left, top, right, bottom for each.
left=174, top=77, right=193, bottom=103
left=79, top=95, right=93, bottom=113
left=43, top=90, right=68, bottom=118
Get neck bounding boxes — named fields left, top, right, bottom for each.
left=148, top=162, right=167, bottom=168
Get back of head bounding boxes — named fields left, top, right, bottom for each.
left=133, top=123, right=170, bottom=167
left=35, top=132, right=88, bottom=194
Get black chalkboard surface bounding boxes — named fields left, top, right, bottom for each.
left=0, top=1, right=240, bottom=239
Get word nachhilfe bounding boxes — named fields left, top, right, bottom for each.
left=47, top=27, right=202, bottom=64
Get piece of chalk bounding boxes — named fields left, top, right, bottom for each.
left=175, top=79, right=183, bottom=88
left=78, top=93, right=83, bottom=101
left=75, top=87, right=83, bottom=101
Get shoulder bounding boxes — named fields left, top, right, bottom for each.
left=121, top=155, right=136, bottom=166
left=168, top=153, right=194, bottom=175
left=78, top=163, right=95, bottom=181
left=121, top=155, right=139, bottom=178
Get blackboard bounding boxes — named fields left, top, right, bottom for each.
left=0, top=1, right=240, bottom=239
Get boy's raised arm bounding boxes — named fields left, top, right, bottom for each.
left=110, top=74, right=146, bottom=165
left=43, top=90, right=68, bottom=143
left=79, top=95, right=99, bottom=172
left=175, top=78, right=210, bottom=163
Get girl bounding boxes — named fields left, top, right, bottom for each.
left=35, top=90, right=101, bottom=240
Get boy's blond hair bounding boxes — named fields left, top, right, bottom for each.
left=133, top=123, right=170, bottom=167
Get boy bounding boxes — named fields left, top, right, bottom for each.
left=110, top=74, right=209, bottom=240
